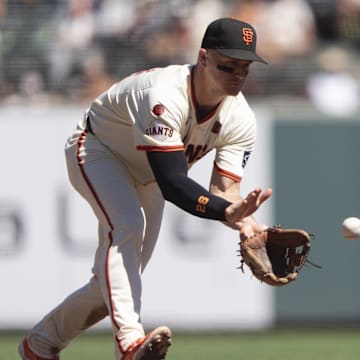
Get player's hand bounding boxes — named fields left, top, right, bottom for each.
left=224, top=188, right=272, bottom=230
left=238, top=220, right=268, bottom=241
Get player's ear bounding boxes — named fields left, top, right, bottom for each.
left=198, top=48, right=208, bottom=66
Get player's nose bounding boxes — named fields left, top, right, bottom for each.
left=232, top=68, right=249, bottom=79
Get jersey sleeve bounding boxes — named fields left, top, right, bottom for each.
left=214, top=111, right=257, bottom=182
left=126, top=87, right=186, bottom=152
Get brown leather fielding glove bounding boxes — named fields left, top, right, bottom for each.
left=239, top=226, right=312, bottom=286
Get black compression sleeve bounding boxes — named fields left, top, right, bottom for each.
left=147, top=151, right=232, bottom=221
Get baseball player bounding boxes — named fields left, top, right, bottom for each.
left=19, top=18, right=271, bottom=360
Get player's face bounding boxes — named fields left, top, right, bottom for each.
left=206, top=50, right=252, bottom=96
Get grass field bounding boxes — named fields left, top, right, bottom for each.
left=3, top=328, right=360, bottom=360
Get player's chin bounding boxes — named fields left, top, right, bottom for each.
left=226, top=89, right=242, bottom=96
left=225, top=83, right=243, bottom=96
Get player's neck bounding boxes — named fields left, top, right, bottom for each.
left=192, top=65, right=225, bottom=111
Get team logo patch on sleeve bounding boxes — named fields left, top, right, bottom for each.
left=152, top=104, right=165, bottom=116
left=242, top=151, right=251, bottom=168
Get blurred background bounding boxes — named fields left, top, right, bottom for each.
left=0, top=0, right=359, bottom=338
left=0, top=0, right=359, bottom=109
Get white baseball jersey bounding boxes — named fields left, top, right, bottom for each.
left=86, top=64, right=257, bottom=184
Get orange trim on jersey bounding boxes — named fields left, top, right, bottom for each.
left=137, top=145, right=184, bottom=151
left=76, top=131, right=124, bottom=353
left=214, top=161, right=242, bottom=182
left=190, top=66, right=221, bottom=124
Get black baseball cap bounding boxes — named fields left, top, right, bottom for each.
left=201, top=18, right=267, bottom=64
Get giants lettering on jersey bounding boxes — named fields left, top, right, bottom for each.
left=145, top=126, right=173, bottom=137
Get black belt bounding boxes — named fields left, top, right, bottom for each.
left=86, top=116, right=95, bottom=135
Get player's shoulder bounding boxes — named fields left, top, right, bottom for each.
left=234, top=92, right=254, bottom=110
left=219, top=92, right=257, bottom=142
left=130, top=64, right=191, bottom=90
left=226, top=92, right=256, bottom=123
left=140, top=65, right=192, bottom=107
left=119, top=64, right=191, bottom=105
left=154, top=64, right=192, bottom=81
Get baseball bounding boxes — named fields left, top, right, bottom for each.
left=342, top=217, right=360, bottom=239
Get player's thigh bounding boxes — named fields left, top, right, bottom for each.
left=66, top=136, right=144, bottom=233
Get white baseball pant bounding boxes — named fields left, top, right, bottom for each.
left=27, top=125, right=164, bottom=359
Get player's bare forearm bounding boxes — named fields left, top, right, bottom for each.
left=209, top=168, right=241, bottom=202
left=209, top=168, right=272, bottom=230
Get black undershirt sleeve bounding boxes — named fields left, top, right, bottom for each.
left=146, top=151, right=232, bottom=221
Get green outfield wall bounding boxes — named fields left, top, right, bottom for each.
left=273, top=118, right=360, bottom=324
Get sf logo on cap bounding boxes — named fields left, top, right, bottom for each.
left=242, top=28, right=254, bottom=45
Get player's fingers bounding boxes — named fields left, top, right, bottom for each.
left=246, top=188, right=271, bottom=207
left=224, top=188, right=272, bottom=228
left=258, top=188, right=272, bottom=205
left=241, top=188, right=272, bottom=218
left=238, top=198, right=258, bottom=219
left=245, top=188, right=261, bottom=200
